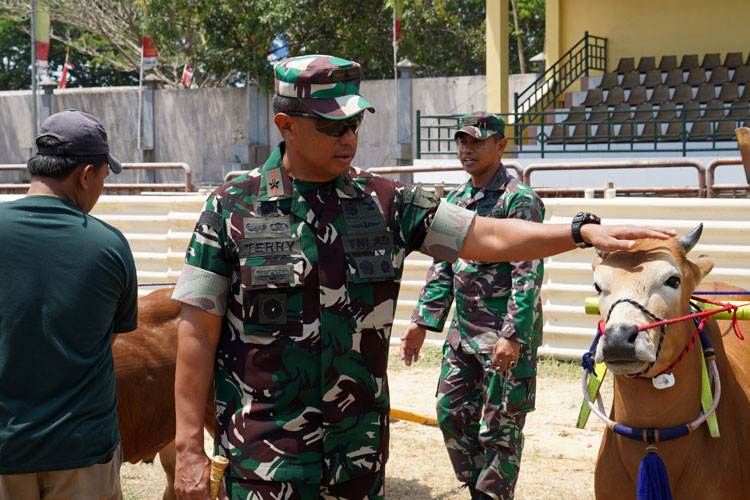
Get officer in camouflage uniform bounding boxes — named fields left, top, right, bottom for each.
left=402, top=112, right=544, bottom=500
left=171, top=54, right=675, bottom=500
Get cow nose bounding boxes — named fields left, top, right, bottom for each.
left=600, top=323, right=639, bottom=361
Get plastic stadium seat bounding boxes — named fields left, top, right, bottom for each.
left=570, top=122, right=593, bottom=143
left=626, top=86, right=647, bottom=106
left=588, top=105, right=609, bottom=122
left=703, top=99, right=727, bottom=119
left=728, top=101, right=750, bottom=119
left=604, top=87, right=625, bottom=106
left=654, top=103, right=680, bottom=141
left=564, top=106, right=587, bottom=123
left=731, top=66, right=750, bottom=85
left=598, top=72, right=619, bottom=90
left=671, top=83, right=693, bottom=104
left=610, top=103, right=632, bottom=122
left=547, top=124, right=567, bottom=144
left=616, top=57, right=636, bottom=74
left=581, top=88, right=603, bottom=107
left=687, top=67, right=707, bottom=86
left=642, top=69, right=663, bottom=88
left=620, top=70, right=641, bottom=89
left=708, top=66, right=729, bottom=86
left=679, top=54, right=699, bottom=70
left=664, top=68, right=685, bottom=87
left=649, top=85, right=670, bottom=105
left=701, top=53, right=721, bottom=70
left=681, top=101, right=703, bottom=120
left=694, top=83, right=717, bottom=103
left=741, top=84, right=750, bottom=101
left=715, top=119, right=739, bottom=140
left=658, top=55, right=678, bottom=72
left=689, top=120, right=712, bottom=141
left=718, top=82, right=740, bottom=102
left=662, top=121, right=686, bottom=142
left=632, top=103, right=655, bottom=121
left=637, top=56, right=656, bottom=73
left=724, top=52, right=744, bottom=69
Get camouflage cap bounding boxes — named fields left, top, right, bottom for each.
left=274, top=55, right=375, bottom=120
left=454, top=111, right=506, bottom=140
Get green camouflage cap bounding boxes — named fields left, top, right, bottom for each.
left=274, top=54, right=375, bottom=120
left=454, top=111, right=506, bottom=140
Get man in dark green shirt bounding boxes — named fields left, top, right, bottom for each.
left=0, top=110, right=138, bottom=500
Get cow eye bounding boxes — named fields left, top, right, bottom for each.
left=593, top=283, right=602, bottom=294
left=665, top=276, right=681, bottom=289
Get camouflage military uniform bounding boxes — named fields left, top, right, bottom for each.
left=412, top=165, right=545, bottom=500
left=173, top=141, right=476, bottom=499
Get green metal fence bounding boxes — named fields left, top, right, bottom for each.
left=416, top=104, right=750, bottom=159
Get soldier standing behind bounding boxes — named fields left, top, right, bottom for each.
left=172, top=55, right=673, bottom=500
left=401, top=112, right=544, bottom=500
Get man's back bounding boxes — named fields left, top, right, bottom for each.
left=0, top=196, right=137, bottom=474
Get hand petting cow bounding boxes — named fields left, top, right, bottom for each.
left=114, top=288, right=215, bottom=500
left=581, top=225, right=750, bottom=500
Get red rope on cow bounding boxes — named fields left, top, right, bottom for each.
left=635, top=295, right=746, bottom=341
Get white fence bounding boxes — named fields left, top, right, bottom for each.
left=4, top=194, right=749, bottom=359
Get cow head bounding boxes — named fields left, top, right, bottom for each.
left=592, top=224, right=714, bottom=375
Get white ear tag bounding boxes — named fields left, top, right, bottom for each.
left=652, top=373, right=675, bottom=389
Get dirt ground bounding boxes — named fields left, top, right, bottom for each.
left=121, top=345, right=612, bottom=499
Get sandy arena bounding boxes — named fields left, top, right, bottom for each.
left=121, top=345, right=612, bottom=499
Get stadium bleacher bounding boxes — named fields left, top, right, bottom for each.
left=548, top=52, right=750, bottom=144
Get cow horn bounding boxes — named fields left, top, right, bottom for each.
left=677, top=223, right=703, bottom=253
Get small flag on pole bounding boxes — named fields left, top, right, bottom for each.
left=59, top=48, right=74, bottom=89
left=394, top=0, right=404, bottom=41
left=35, top=5, right=51, bottom=72
left=182, top=65, right=194, bottom=87
left=141, top=37, right=158, bottom=70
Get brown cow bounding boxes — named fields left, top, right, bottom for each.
left=589, top=225, right=750, bottom=499
left=114, top=288, right=214, bottom=500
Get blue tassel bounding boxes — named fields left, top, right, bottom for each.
left=637, top=445, right=673, bottom=500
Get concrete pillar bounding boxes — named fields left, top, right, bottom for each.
left=247, top=85, right=270, bottom=166
left=486, top=0, right=509, bottom=114
left=39, top=79, right=56, bottom=124
left=141, top=74, right=161, bottom=181
left=394, top=58, right=418, bottom=183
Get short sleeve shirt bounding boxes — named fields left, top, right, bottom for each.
left=173, top=143, right=475, bottom=484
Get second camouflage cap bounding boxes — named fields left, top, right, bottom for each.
left=454, top=111, right=506, bottom=140
left=274, top=54, right=376, bottom=120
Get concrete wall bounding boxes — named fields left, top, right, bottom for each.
left=3, top=193, right=749, bottom=360
left=0, top=75, right=489, bottom=186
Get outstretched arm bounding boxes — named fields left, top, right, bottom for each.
left=459, top=217, right=675, bottom=262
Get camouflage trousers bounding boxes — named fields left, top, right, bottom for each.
left=436, top=342, right=536, bottom=500
left=223, top=470, right=384, bottom=500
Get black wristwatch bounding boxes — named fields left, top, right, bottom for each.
left=571, top=212, right=601, bottom=248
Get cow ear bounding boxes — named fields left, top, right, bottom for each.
left=693, top=254, right=715, bottom=281
left=592, top=254, right=603, bottom=270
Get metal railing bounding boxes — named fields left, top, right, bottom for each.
left=514, top=31, right=607, bottom=136
left=416, top=105, right=750, bottom=159
left=0, top=163, right=193, bottom=193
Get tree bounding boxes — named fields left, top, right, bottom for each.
left=508, top=0, right=545, bottom=74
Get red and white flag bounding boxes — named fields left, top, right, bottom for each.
left=182, top=66, right=194, bottom=87
left=59, top=48, right=74, bottom=89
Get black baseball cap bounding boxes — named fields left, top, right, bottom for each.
left=36, top=109, right=122, bottom=174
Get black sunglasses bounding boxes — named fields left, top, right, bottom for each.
left=285, top=111, right=364, bottom=137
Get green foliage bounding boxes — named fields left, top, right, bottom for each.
left=0, top=0, right=545, bottom=89
left=508, top=0, right=545, bottom=73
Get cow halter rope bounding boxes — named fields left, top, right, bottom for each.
left=580, top=296, right=745, bottom=500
